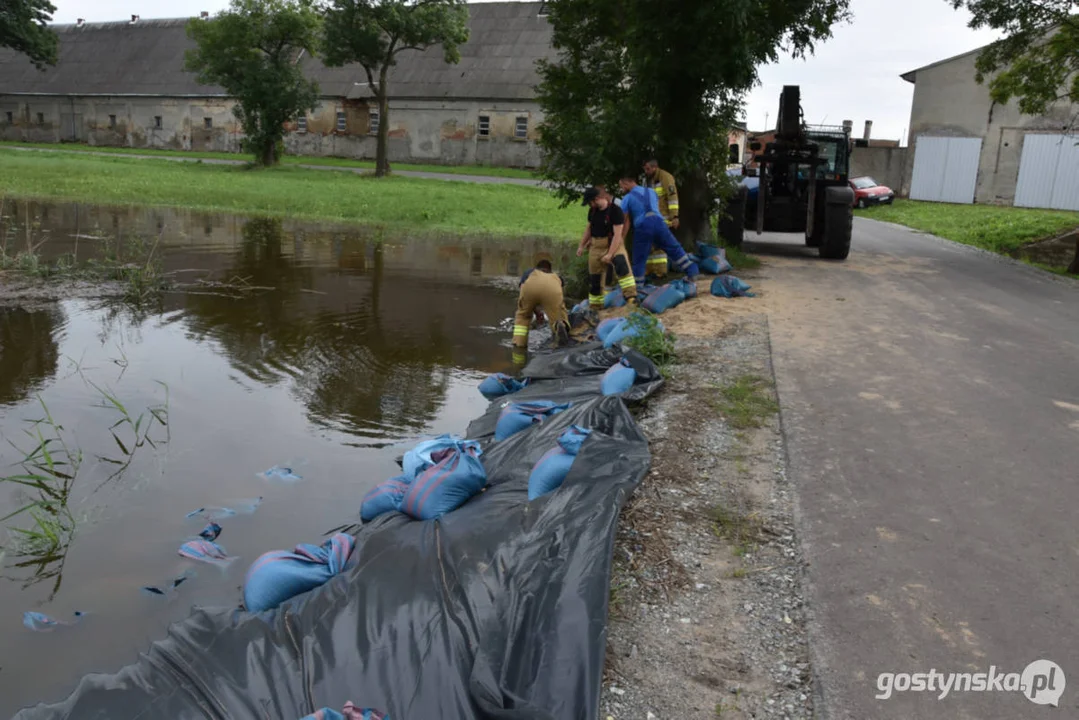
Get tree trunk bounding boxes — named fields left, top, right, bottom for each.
left=1068, top=236, right=1079, bottom=275
left=677, top=167, right=713, bottom=250
left=375, top=69, right=391, bottom=178
left=260, top=138, right=277, bottom=167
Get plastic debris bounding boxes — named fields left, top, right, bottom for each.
left=259, top=465, right=304, bottom=483
left=198, top=522, right=223, bottom=542
left=244, top=533, right=355, bottom=613
left=301, top=705, right=388, bottom=720
left=179, top=539, right=234, bottom=566
left=142, top=569, right=197, bottom=598
left=185, top=497, right=263, bottom=520
left=23, top=611, right=85, bottom=632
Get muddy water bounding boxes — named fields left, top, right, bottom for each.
left=0, top=201, right=568, bottom=715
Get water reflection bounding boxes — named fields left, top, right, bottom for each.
left=0, top=305, right=65, bottom=406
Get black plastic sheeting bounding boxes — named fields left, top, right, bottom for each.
left=16, top=345, right=661, bottom=720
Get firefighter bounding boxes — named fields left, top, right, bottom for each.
left=643, top=159, right=680, bottom=229
left=513, top=259, right=570, bottom=351
left=578, top=186, right=638, bottom=310
left=618, top=173, right=699, bottom=287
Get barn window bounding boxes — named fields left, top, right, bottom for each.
left=368, top=109, right=379, bottom=135
left=154, top=116, right=162, bottom=129
left=297, top=115, right=307, bottom=133
left=109, top=114, right=117, bottom=128
left=36, top=112, right=45, bottom=124
left=478, top=115, right=490, bottom=137
left=514, top=116, right=528, bottom=139
left=336, top=111, right=347, bottom=132
left=5, top=111, right=12, bottom=124
left=204, top=117, right=212, bottom=129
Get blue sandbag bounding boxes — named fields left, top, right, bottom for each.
left=671, top=278, right=698, bottom=299
left=596, top=317, right=626, bottom=343
left=571, top=299, right=589, bottom=315
left=697, top=242, right=720, bottom=257
left=605, top=315, right=667, bottom=348
left=699, top=256, right=731, bottom=275
left=601, top=358, right=637, bottom=396
left=400, top=442, right=487, bottom=520
left=527, top=426, right=593, bottom=500
left=494, top=401, right=571, bottom=441
left=402, top=435, right=482, bottom=480
left=603, top=288, right=626, bottom=308
left=243, top=533, right=355, bottom=613
left=478, top=373, right=528, bottom=400
left=360, top=476, right=409, bottom=522
left=301, top=705, right=388, bottom=720
left=179, top=539, right=235, bottom=566
left=640, top=283, right=686, bottom=314
left=710, top=275, right=755, bottom=298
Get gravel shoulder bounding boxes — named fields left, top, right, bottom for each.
left=602, top=279, right=813, bottom=719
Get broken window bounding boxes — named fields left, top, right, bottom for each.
left=204, top=117, right=212, bottom=129
left=515, top=116, right=528, bottom=139
left=336, top=111, right=347, bottom=132
left=109, top=114, right=117, bottom=129
left=478, top=115, right=490, bottom=137
left=297, top=116, right=307, bottom=133
left=369, top=109, right=379, bottom=135
left=154, top=116, right=162, bottom=129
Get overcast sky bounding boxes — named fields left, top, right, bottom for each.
left=51, top=0, right=999, bottom=146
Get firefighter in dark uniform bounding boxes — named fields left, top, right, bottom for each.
left=513, top=259, right=570, bottom=353
left=577, top=186, right=638, bottom=310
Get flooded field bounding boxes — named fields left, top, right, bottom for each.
left=0, top=200, right=568, bottom=715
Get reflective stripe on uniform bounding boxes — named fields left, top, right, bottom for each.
left=513, top=324, right=529, bottom=337
left=618, top=275, right=636, bottom=291
left=673, top=255, right=692, bottom=271
left=654, top=186, right=666, bottom=197
left=589, top=293, right=604, bottom=307
left=668, top=201, right=680, bottom=212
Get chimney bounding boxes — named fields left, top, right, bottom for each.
left=130, top=14, right=139, bottom=23
left=76, top=18, right=84, bottom=26
left=200, top=11, right=209, bottom=18
left=842, top=120, right=853, bottom=135
left=863, top=120, right=873, bottom=142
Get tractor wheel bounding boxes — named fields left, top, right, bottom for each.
left=819, top=202, right=852, bottom=260
left=718, top=186, right=747, bottom=248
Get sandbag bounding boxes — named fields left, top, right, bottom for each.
left=710, top=275, right=755, bottom=298
left=478, top=373, right=528, bottom=400
left=402, top=435, right=481, bottom=480
left=243, top=534, right=355, bottom=613
left=640, top=283, right=687, bottom=315
left=300, top=705, right=388, bottom=720
left=494, top=400, right=571, bottom=441
left=601, top=358, right=637, bottom=396
left=596, top=317, right=626, bottom=343
left=671, top=277, right=698, bottom=299
left=603, top=288, right=626, bottom=309
left=699, top=255, right=732, bottom=275
left=697, top=242, right=720, bottom=257
left=399, top=442, right=487, bottom=520
left=360, top=477, right=409, bottom=522
left=527, top=425, right=593, bottom=500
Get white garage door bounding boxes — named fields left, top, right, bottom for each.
left=1014, top=133, right=1079, bottom=211
left=909, top=136, right=983, bottom=204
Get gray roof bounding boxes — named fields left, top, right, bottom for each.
left=0, top=3, right=555, bottom=100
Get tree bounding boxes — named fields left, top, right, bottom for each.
left=537, top=0, right=851, bottom=246
left=951, top=1, right=1079, bottom=273
left=321, top=0, right=469, bottom=177
left=0, top=0, right=58, bottom=68
left=185, top=0, right=321, bottom=167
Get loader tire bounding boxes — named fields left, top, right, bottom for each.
left=819, top=202, right=852, bottom=260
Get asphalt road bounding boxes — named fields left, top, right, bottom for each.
left=756, top=218, right=1079, bottom=719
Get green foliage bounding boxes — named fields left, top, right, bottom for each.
left=857, top=199, right=1079, bottom=254
left=0, top=0, right=57, bottom=68
left=0, top=150, right=581, bottom=238
left=718, top=242, right=762, bottom=271
left=623, top=311, right=677, bottom=368
left=322, top=0, right=469, bottom=176
left=536, top=0, right=851, bottom=209
left=714, top=375, right=778, bottom=430
left=951, top=0, right=1079, bottom=116
left=185, top=0, right=322, bottom=166
left=563, top=251, right=591, bottom=299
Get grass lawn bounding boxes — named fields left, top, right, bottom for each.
left=855, top=199, right=1079, bottom=254
left=0, top=141, right=540, bottom=180
left=0, top=149, right=579, bottom=239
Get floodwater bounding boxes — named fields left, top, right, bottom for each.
left=0, top=200, right=568, bottom=715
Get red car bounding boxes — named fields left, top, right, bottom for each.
left=850, top=176, right=895, bottom=208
